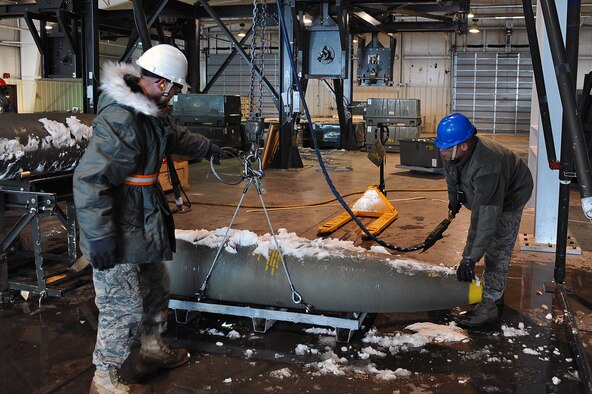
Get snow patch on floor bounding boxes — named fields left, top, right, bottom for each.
left=501, top=322, right=529, bottom=337
left=269, top=368, right=292, bottom=379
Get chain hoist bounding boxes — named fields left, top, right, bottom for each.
left=202, top=1, right=313, bottom=312
left=245, top=0, right=267, bottom=158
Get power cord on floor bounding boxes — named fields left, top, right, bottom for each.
left=167, top=187, right=447, bottom=210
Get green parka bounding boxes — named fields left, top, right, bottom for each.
left=74, top=62, right=212, bottom=264
left=443, top=136, right=533, bottom=262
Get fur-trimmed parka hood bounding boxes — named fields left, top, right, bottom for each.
left=99, top=62, right=160, bottom=117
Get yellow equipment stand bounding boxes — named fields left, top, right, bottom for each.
left=317, top=186, right=398, bottom=237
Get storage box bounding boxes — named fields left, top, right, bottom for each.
left=365, top=125, right=421, bottom=152
left=159, top=160, right=190, bottom=191
left=399, top=138, right=443, bottom=168
left=186, top=124, right=243, bottom=149
left=172, top=94, right=241, bottom=126
left=309, top=122, right=366, bottom=150
left=365, top=98, right=422, bottom=126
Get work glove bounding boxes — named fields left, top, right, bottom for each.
left=208, top=144, right=232, bottom=165
left=88, top=237, right=117, bottom=271
left=456, top=257, right=477, bottom=282
left=448, top=198, right=461, bottom=217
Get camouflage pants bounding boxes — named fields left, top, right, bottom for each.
left=92, top=262, right=170, bottom=370
left=482, top=208, right=524, bottom=301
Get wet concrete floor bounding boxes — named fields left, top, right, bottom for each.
left=1, top=134, right=591, bottom=393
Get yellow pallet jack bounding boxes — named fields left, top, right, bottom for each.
left=318, top=124, right=398, bottom=237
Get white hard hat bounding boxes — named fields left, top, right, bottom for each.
left=136, top=44, right=189, bottom=88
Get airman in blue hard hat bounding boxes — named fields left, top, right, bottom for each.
left=435, top=113, right=533, bottom=328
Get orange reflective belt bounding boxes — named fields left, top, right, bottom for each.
left=123, top=173, right=159, bottom=186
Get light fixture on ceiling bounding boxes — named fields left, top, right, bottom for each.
left=494, top=15, right=525, bottom=20
left=467, top=10, right=475, bottom=19
left=238, top=23, right=246, bottom=37
left=352, top=36, right=358, bottom=43
left=303, top=14, right=313, bottom=25
left=45, top=22, right=54, bottom=31
left=469, top=19, right=480, bottom=34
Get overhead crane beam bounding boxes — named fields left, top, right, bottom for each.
left=352, top=21, right=459, bottom=33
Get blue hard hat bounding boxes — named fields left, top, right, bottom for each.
left=434, top=113, right=476, bottom=149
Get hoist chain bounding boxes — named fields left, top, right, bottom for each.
left=258, top=0, right=267, bottom=117
left=247, top=0, right=258, bottom=121
left=245, top=0, right=267, bottom=156
left=248, top=0, right=267, bottom=121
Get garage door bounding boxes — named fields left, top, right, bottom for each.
left=205, top=53, right=279, bottom=118
left=452, top=52, right=533, bottom=134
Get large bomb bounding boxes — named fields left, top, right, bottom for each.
left=168, top=229, right=482, bottom=314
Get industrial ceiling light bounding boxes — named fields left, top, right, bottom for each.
left=494, top=15, right=525, bottom=19
left=468, top=10, right=475, bottom=19
left=238, top=23, right=246, bottom=37
left=45, top=22, right=54, bottom=31
left=353, top=36, right=358, bottom=43
left=303, top=14, right=313, bottom=25
left=469, top=19, right=480, bottom=34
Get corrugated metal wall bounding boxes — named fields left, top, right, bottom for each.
left=452, top=52, right=533, bottom=133
left=16, top=79, right=83, bottom=113
left=32, top=79, right=83, bottom=112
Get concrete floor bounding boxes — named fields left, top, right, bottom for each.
left=1, top=134, right=592, bottom=393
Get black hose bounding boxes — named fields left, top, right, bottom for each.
left=274, top=2, right=434, bottom=253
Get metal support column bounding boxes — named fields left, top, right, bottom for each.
left=82, top=0, right=99, bottom=114
left=276, top=0, right=302, bottom=169
left=56, top=8, right=80, bottom=76
left=185, top=18, right=200, bottom=92
left=334, top=0, right=353, bottom=150
left=554, top=0, right=580, bottom=284
left=335, top=40, right=354, bottom=150
left=23, top=12, right=46, bottom=76
left=540, top=0, right=592, bottom=218
left=521, top=0, right=558, bottom=169
left=343, top=41, right=353, bottom=147
left=30, top=214, right=46, bottom=297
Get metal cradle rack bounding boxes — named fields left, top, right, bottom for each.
left=0, top=172, right=80, bottom=301
left=169, top=298, right=368, bottom=343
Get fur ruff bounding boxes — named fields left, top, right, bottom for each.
left=100, top=62, right=160, bottom=117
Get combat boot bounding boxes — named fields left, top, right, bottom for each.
left=456, top=298, right=499, bottom=328
left=89, top=368, right=152, bottom=394
left=496, top=293, right=505, bottom=311
left=135, top=333, right=189, bottom=375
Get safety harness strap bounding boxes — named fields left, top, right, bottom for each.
left=123, top=173, right=159, bottom=186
